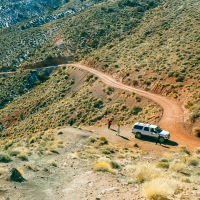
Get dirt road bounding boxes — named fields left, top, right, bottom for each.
left=69, top=64, right=200, bottom=150
left=1, top=63, right=199, bottom=150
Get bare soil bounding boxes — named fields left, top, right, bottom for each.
left=0, top=128, right=146, bottom=200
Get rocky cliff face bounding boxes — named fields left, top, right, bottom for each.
left=0, top=0, right=103, bottom=29
left=0, top=0, right=66, bottom=28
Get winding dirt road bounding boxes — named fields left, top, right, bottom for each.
left=1, top=63, right=199, bottom=150
left=70, top=63, right=200, bottom=150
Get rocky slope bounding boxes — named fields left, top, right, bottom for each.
left=0, top=0, right=199, bottom=131
left=0, top=0, right=105, bottom=29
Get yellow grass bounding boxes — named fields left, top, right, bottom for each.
left=17, top=152, right=28, bottom=161
left=93, top=161, right=115, bottom=174
left=142, top=178, right=179, bottom=200
left=169, top=162, right=187, bottom=172
left=134, top=164, right=160, bottom=183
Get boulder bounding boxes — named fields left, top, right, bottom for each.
left=10, top=168, right=26, bottom=182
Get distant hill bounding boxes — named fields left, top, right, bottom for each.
left=0, top=0, right=105, bottom=29
left=0, top=0, right=160, bottom=72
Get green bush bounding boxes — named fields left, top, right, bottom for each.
left=131, top=106, right=142, bottom=115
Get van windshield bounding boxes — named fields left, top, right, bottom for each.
left=156, top=127, right=162, bottom=133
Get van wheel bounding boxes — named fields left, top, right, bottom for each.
left=135, top=132, right=142, bottom=139
left=159, top=137, right=165, bottom=143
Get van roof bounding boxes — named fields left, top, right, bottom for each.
left=134, top=122, right=157, bottom=128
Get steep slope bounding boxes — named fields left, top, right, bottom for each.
left=0, top=0, right=160, bottom=71
left=0, top=66, right=161, bottom=149
left=0, top=0, right=199, bottom=138
left=83, top=0, right=200, bottom=128
left=0, top=0, right=105, bottom=29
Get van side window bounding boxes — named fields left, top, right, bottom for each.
left=151, top=128, right=156, bottom=133
left=134, top=125, right=143, bottom=130
left=144, top=127, right=149, bottom=131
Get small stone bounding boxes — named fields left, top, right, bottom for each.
left=134, top=143, right=139, bottom=148
left=96, top=195, right=101, bottom=200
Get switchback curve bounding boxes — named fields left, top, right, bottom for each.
left=68, top=63, right=200, bottom=150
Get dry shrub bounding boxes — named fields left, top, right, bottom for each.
left=8, top=150, right=21, bottom=157
left=169, top=162, right=187, bottom=172
left=111, top=161, right=121, bottom=170
left=48, top=160, right=58, bottom=167
left=29, top=136, right=36, bottom=144
left=186, top=156, right=199, bottom=166
left=192, top=127, right=200, bottom=137
left=25, top=163, right=40, bottom=172
left=196, top=147, right=200, bottom=154
left=162, top=153, right=176, bottom=162
left=97, top=137, right=108, bottom=145
left=89, top=136, right=96, bottom=143
left=17, top=152, right=28, bottom=161
left=181, top=178, right=191, bottom=183
left=85, top=148, right=99, bottom=154
left=179, top=145, right=190, bottom=155
left=93, top=161, right=115, bottom=174
left=134, top=164, right=160, bottom=183
left=142, top=178, right=179, bottom=200
left=156, top=159, right=169, bottom=169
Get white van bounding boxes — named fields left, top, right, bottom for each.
left=132, top=122, right=170, bottom=142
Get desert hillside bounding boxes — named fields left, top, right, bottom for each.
left=0, top=0, right=200, bottom=199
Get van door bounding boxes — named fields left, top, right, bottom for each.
left=150, top=128, right=158, bottom=138
left=143, top=127, right=150, bottom=136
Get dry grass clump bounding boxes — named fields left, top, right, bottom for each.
left=196, top=147, right=200, bottom=154
left=161, top=153, right=177, bottom=162
left=29, top=136, right=36, bottom=144
left=156, top=159, right=169, bottom=169
left=179, top=145, right=190, bottom=155
left=142, top=178, right=179, bottom=200
left=17, top=152, right=28, bottom=161
left=111, top=161, right=121, bottom=170
left=97, top=137, right=108, bottom=145
left=93, top=161, right=116, bottom=174
left=48, top=160, right=58, bottom=167
left=89, top=136, right=96, bottom=143
left=100, top=145, right=115, bottom=155
left=181, top=178, right=191, bottom=183
left=193, top=127, right=200, bottom=137
left=0, top=153, right=12, bottom=163
left=49, top=144, right=59, bottom=154
left=186, top=156, right=199, bottom=166
left=169, top=162, right=187, bottom=172
left=134, top=164, right=160, bottom=183
left=85, top=147, right=99, bottom=155
left=25, top=163, right=40, bottom=172
left=8, top=149, right=21, bottom=157
left=117, top=148, right=141, bottom=160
